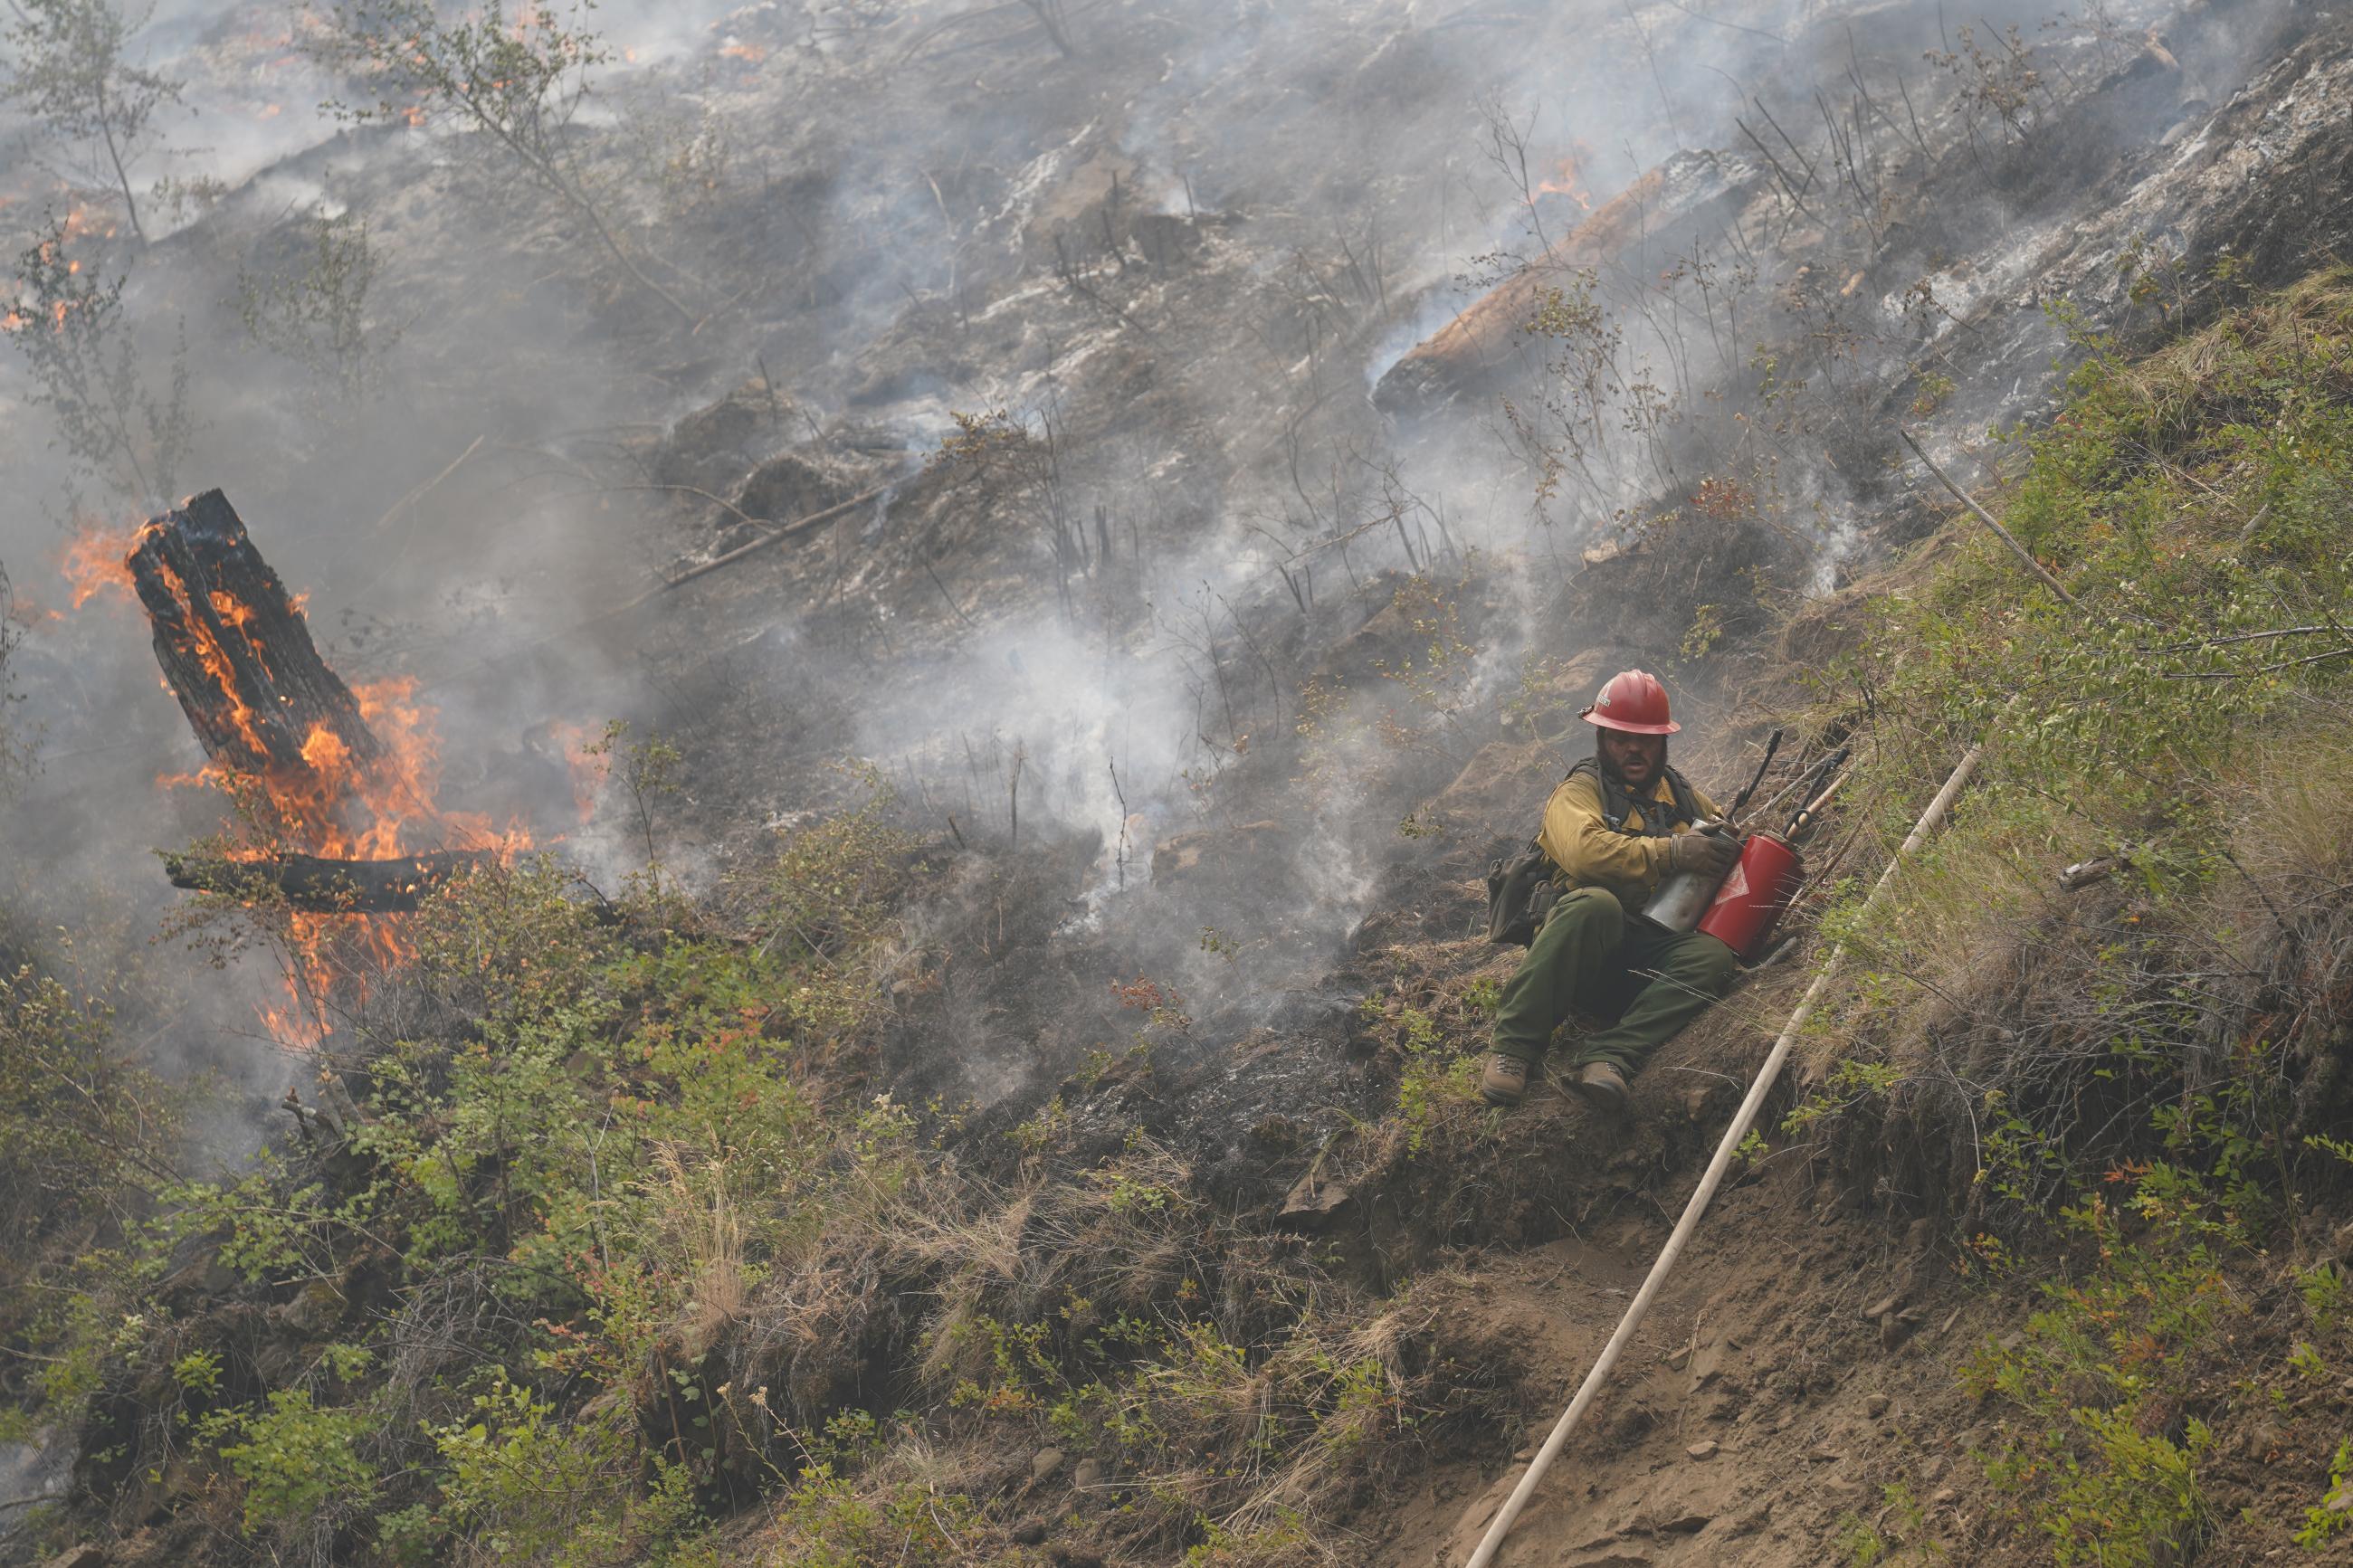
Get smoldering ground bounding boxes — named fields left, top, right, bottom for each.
left=0, top=0, right=2308, bottom=1165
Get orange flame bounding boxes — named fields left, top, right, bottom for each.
left=542, top=720, right=606, bottom=825
left=130, top=533, right=544, bottom=1046
left=1538, top=146, right=1596, bottom=211
left=62, top=519, right=141, bottom=608
left=60, top=204, right=119, bottom=243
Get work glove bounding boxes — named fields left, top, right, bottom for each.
left=1666, top=828, right=1742, bottom=879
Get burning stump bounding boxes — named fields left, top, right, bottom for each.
left=129, top=489, right=385, bottom=776
left=129, top=489, right=497, bottom=915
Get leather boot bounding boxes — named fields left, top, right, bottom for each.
left=1571, top=1060, right=1629, bottom=1117
left=1480, top=1052, right=1533, bottom=1107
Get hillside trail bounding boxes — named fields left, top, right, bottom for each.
left=1364, top=1107, right=1989, bottom=1568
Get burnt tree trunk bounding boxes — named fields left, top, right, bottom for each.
left=163, top=850, right=490, bottom=913
left=129, top=489, right=384, bottom=776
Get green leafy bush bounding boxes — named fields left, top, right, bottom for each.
left=205, top=1388, right=377, bottom=1535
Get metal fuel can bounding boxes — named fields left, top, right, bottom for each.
left=1638, top=822, right=1736, bottom=933
left=1695, top=831, right=1805, bottom=962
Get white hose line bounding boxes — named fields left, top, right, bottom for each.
left=1462, top=739, right=1987, bottom=1568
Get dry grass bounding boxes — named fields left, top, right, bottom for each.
left=652, top=1143, right=747, bottom=1360
left=676, top=1108, right=1513, bottom=1566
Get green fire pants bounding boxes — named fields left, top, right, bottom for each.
left=1491, top=887, right=1738, bottom=1075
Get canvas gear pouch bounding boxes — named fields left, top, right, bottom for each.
left=1486, top=841, right=1560, bottom=946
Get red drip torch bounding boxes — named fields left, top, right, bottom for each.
left=1696, top=835, right=1803, bottom=960
left=1697, top=750, right=1849, bottom=962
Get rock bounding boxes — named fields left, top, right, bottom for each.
left=1930, top=1487, right=1959, bottom=1506
left=1011, top=1519, right=1049, bottom=1545
left=1653, top=1509, right=1713, bottom=1535
left=1072, top=1457, right=1104, bottom=1491
left=1863, top=1393, right=1891, bottom=1419
left=1685, top=1440, right=1719, bottom=1459
left=1806, top=1445, right=1841, bottom=1463
left=42, top=1548, right=104, bottom=1568
left=1031, top=1447, right=1065, bottom=1483
left=2240, top=1421, right=2287, bottom=1462
left=157, top=1243, right=238, bottom=1308
left=1861, top=1290, right=1902, bottom=1321
left=1278, top=1171, right=1353, bottom=1227
left=272, top=1277, right=347, bottom=1337
left=252, top=1335, right=304, bottom=1388
left=1880, top=1311, right=1914, bottom=1351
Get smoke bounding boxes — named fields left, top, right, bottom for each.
left=0, top=0, right=2310, bottom=1141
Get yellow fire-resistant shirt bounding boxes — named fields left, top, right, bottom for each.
left=1537, top=768, right=1723, bottom=909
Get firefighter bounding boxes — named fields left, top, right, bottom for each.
left=1481, top=670, right=1741, bottom=1114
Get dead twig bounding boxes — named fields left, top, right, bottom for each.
left=1898, top=427, right=2076, bottom=605
left=2138, top=623, right=2333, bottom=654
left=624, top=479, right=901, bottom=606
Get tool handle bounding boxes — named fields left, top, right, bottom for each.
left=1724, top=727, right=1784, bottom=821
left=1745, top=744, right=1845, bottom=825
left=1784, top=765, right=1853, bottom=840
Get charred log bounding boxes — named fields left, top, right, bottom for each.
left=129, top=489, right=384, bottom=776
left=162, top=850, right=488, bottom=913
left=1373, top=150, right=1766, bottom=418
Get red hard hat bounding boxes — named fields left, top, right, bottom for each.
left=1581, top=669, right=1680, bottom=735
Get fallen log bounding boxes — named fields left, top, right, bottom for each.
left=163, top=850, right=490, bottom=913
left=1373, top=150, right=1766, bottom=418
left=129, top=489, right=384, bottom=777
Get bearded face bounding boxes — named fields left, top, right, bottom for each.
left=1596, top=727, right=1666, bottom=790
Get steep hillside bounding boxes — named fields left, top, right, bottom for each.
left=4, top=1, right=2353, bottom=1566
left=7, top=271, right=2353, bottom=1567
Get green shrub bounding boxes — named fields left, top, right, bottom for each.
left=1965, top=1166, right=2239, bottom=1564
left=431, top=1379, right=635, bottom=1563
left=205, top=1388, right=376, bottom=1535
left=2294, top=1440, right=2353, bottom=1547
